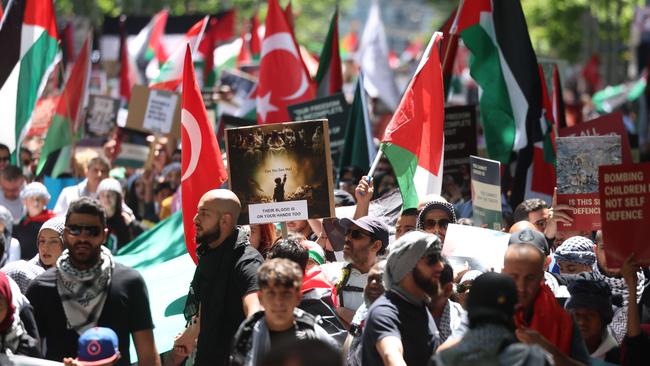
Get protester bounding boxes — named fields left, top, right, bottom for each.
left=417, top=200, right=457, bottom=244
left=229, top=258, right=337, bottom=365
left=267, top=238, right=345, bottom=343
left=26, top=197, right=160, bottom=365
left=0, top=271, right=41, bottom=357
left=125, top=172, right=159, bottom=224
left=592, top=230, right=646, bottom=343
left=345, top=260, right=387, bottom=366
left=286, top=220, right=318, bottom=241
left=362, top=231, right=442, bottom=365
left=63, top=327, right=121, bottom=366
left=513, top=198, right=548, bottom=232
left=322, top=216, right=389, bottom=326
left=173, top=189, right=263, bottom=365
left=54, top=156, right=110, bottom=216
left=0, top=165, right=25, bottom=222
left=0, top=144, right=10, bottom=172
left=502, top=241, right=591, bottom=364
left=0, top=206, right=20, bottom=266
left=428, top=261, right=465, bottom=343
left=395, top=208, right=418, bottom=240
left=432, top=272, right=552, bottom=366
left=97, top=178, right=145, bottom=252
left=259, top=338, right=342, bottom=366
left=554, top=236, right=596, bottom=275
left=2, top=216, right=65, bottom=293
left=249, top=223, right=277, bottom=257
left=12, top=182, right=55, bottom=260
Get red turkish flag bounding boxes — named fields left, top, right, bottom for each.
left=181, top=44, right=228, bottom=264
left=256, top=0, right=315, bottom=124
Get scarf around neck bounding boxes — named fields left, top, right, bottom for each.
left=56, top=246, right=114, bottom=334
left=515, top=283, right=573, bottom=355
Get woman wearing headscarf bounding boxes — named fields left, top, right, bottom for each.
left=0, top=206, right=20, bottom=266
left=0, top=271, right=40, bottom=356
left=97, top=178, right=146, bottom=252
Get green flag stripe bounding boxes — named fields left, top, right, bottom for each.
left=36, top=114, right=72, bottom=175
left=380, top=142, right=419, bottom=210
left=16, top=32, right=59, bottom=148
left=461, top=24, right=516, bottom=164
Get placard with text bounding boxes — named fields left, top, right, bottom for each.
left=443, top=106, right=477, bottom=202
left=599, top=163, right=650, bottom=268
left=470, top=155, right=502, bottom=230
left=225, top=119, right=336, bottom=225
left=556, top=135, right=622, bottom=231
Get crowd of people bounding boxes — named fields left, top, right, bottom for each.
left=0, top=140, right=649, bottom=366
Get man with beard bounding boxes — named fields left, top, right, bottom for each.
left=173, top=189, right=263, bottom=365
left=26, top=197, right=160, bottom=365
left=322, top=216, right=389, bottom=326
left=362, top=231, right=443, bottom=366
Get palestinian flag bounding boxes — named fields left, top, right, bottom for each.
left=198, top=10, right=236, bottom=88
left=0, top=0, right=59, bottom=158
left=119, top=16, right=138, bottom=104
left=250, top=12, right=261, bottom=60
left=150, top=16, right=208, bottom=91
left=37, top=33, right=92, bottom=177
left=457, top=0, right=542, bottom=165
left=315, top=9, right=343, bottom=97
left=379, top=33, right=444, bottom=210
left=592, top=72, right=647, bottom=114
left=129, top=9, right=169, bottom=81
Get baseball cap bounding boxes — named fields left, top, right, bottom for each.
left=76, top=327, right=120, bottom=366
left=508, top=229, right=549, bottom=256
left=466, top=272, right=518, bottom=328
left=340, top=216, right=390, bottom=252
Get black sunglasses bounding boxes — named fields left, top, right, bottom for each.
left=347, top=229, right=373, bottom=240
left=423, top=218, right=450, bottom=230
left=66, top=225, right=102, bottom=237
left=424, top=252, right=442, bottom=266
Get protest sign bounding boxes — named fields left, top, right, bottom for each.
left=559, top=112, right=633, bottom=164
left=112, top=128, right=151, bottom=168
left=442, top=224, right=510, bottom=274
left=470, top=155, right=502, bottom=230
left=85, top=95, right=120, bottom=138
left=556, top=135, right=622, bottom=231
left=443, top=106, right=477, bottom=202
left=288, top=93, right=350, bottom=165
left=599, top=163, right=650, bottom=268
left=125, top=85, right=181, bottom=138
left=225, top=119, right=335, bottom=225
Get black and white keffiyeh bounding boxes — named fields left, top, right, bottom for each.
left=56, top=246, right=114, bottom=334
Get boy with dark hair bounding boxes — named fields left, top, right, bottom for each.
left=230, top=258, right=336, bottom=366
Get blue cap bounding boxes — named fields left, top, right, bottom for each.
left=76, top=327, right=120, bottom=365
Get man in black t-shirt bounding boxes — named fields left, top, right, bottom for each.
left=173, top=189, right=263, bottom=365
left=26, top=197, right=159, bottom=366
left=362, top=231, right=443, bottom=366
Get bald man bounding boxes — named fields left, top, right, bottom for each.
left=503, top=243, right=590, bottom=366
left=174, top=189, right=263, bottom=365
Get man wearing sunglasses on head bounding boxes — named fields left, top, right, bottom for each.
left=417, top=199, right=457, bottom=244
left=26, top=197, right=160, bottom=366
left=321, top=216, right=389, bottom=327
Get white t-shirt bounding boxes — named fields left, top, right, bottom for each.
left=322, top=261, right=367, bottom=312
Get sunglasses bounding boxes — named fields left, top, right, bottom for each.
left=457, top=282, right=472, bottom=294
left=423, top=219, right=450, bottom=230
left=347, top=229, right=373, bottom=240
left=66, top=225, right=102, bottom=237
left=424, top=252, right=442, bottom=266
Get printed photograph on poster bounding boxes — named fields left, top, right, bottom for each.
left=85, top=95, right=120, bottom=138
left=556, top=135, right=622, bottom=231
left=226, top=119, right=335, bottom=225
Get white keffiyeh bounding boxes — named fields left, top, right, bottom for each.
left=56, top=246, right=114, bottom=334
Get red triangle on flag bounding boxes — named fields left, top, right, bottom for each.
left=180, top=44, right=228, bottom=263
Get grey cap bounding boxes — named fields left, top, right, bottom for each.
left=384, top=231, right=441, bottom=290
left=508, top=229, right=549, bottom=256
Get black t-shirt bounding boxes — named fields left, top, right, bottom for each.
left=269, top=326, right=297, bottom=347
left=362, top=290, right=438, bottom=366
left=25, top=263, right=154, bottom=365
left=193, top=230, right=263, bottom=365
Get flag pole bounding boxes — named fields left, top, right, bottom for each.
left=441, top=0, right=465, bottom=100
left=0, top=0, right=14, bottom=30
